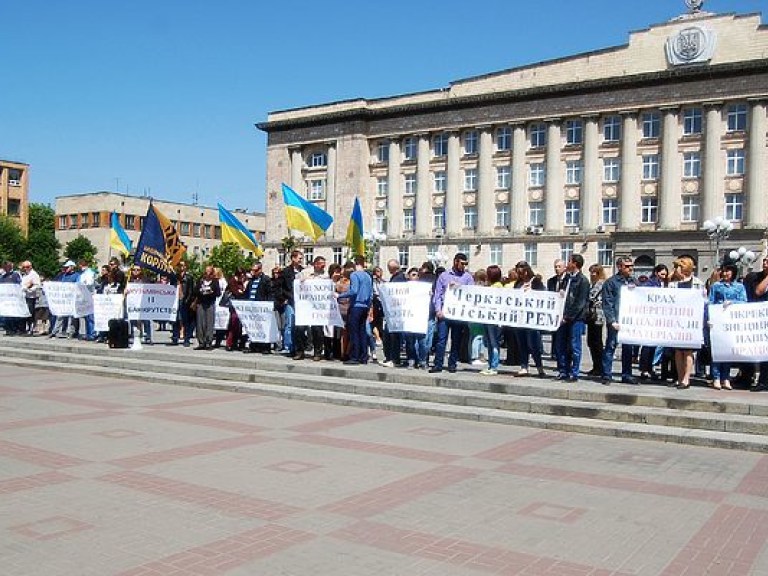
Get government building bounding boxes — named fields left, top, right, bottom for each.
left=257, top=4, right=767, bottom=276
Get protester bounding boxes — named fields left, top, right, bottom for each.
left=49, top=260, right=79, bottom=338
left=430, top=253, right=474, bottom=374
left=638, top=264, right=670, bottom=380
left=479, top=265, right=504, bottom=376
left=171, top=261, right=196, bottom=347
left=20, top=261, right=41, bottom=336
left=601, top=256, right=637, bottom=385
left=513, top=261, right=546, bottom=378
left=296, top=256, right=328, bottom=361
left=337, top=255, right=373, bottom=365
left=556, top=254, right=590, bottom=382
left=224, top=268, right=248, bottom=352
left=280, top=250, right=304, bottom=356
left=586, top=264, right=606, bottom=377
left=127, top=266, right=153, bottom=345
left=194, top=265, right=221, bottom=350
left=381, top=259, right=406, bottom=368
left=77, top=259, right=97, bottom=341
left=0, top=261, right=22, bottom=335
left=708, top=263, right=747, bottom=390
left=667, top=256, right=705, bottom=389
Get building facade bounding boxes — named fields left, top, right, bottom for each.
left=258, top=7, right=768, bottom=275
left=0, top=159, right=29, bottom=236
left=55, top=192, right=265, bottom=264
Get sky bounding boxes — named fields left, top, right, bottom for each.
left=3, top=0, right=764, bottom=214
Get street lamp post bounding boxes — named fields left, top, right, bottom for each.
left=702, top=217, right=734, bottom=269
left=728, top=246, right=757, bottom=279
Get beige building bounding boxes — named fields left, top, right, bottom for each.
left=258, top=5, right=768, bottom=276
left=55, top=192, right=265, bottom=264
left=0, top=159, right=29, bottom=236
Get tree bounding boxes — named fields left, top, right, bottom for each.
left=0, top=215, right=26, bottom=264
left=64, top=235, right=98, bottom=266
left=207, top=242, right=257, bottom=278
left=24, top=203, right=61, bottom=278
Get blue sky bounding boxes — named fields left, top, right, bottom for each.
left=3, top=0, right=764, bottom=214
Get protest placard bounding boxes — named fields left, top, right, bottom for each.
left=0, top=284, right=31, bottom=317
left=43, top=282, right=79, bottom=316
left=294, top=278, right=343, bottom=327
left=215, top=297, right=231, bottom=331
left=231, top=301, right=279, bottom=343
left=710, top=301, right=768, bottom=362
left=379, top=282, right=430, bottom=333
left=125, top=283, right=178, bottom=321
left=93, top=294, right=124, bottom=332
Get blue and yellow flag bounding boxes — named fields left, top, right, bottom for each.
left=345, top=197, right=365, bottom=256
left=110, top=212, right=132, bottom=256
left=134, top=203, right=187, bottom=277
left=218, top=203, right=263, bottom=257
left=281, top=183, right=333, bottom=241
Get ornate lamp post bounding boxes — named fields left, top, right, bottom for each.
left=702, top=217, right=734, bottom=269
left=727, top=246, right=757, bottom=279
left=364, top=231, right=387, bottom=267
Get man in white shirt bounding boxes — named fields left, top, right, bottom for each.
left=77, top=259, right=97, bottom=340
left=20, top=261, right=40, bottom=335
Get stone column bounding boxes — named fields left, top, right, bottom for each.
left=544, top=121, right=563, bottom=232
left=619, top=113, right=641, bottom=229
left=326, top=142, right=337, bottom=239
left=477, top=127, right=494, bottom=235
left=747, top=100, right=767, bottom=227
left=702, top=104, right=723, bottom=221
left=416, top=134, right=432, bottom=236
left=581, top=117, right=600, bottom=231
left=658, top=109, right=680, bottom=229
left=511, top=125, right=527, bottom=233
left=386, top=139, right=402, bottom=238
left=290, top=148, right=303, bottom=190
left=446, top=132, right=462, bottom=236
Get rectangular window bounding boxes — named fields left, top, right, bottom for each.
left=398, top=246, right=410, bottom=269
left=80, top=213, right=89, bottom=228
left=180, top=222, right=190, bottom=235
left=193, top=223, right=201, bottom=237
left=565, top=160, right=582, bottom=185
left=565, top=120, right=583, bottom=145
left=564, top=201, right=580, bottom=227
left=597, top=242, right=614, bottom=267
left=726, top=149, right=745, bottom=176
left=376, top=141, right=389, bottom=163
left=58, top=215, right=67, bottom=230
left=560, top=242, right=574, bottom=262
left=309, top=151, right=327, bottom=167
left=642, top=111, right=661, bottom=139
left=463, top=206, right=477, bottom=229
left=641, top=197, right=658, bottom=223
left=7, top=168, right=22, bottom=185
left=463, top=168, right=478, bottom=191
left=304, top=248, right=314, bottom=266
left=403, top=209, right=415, bottom=231
left=683, top=151, right=701, bottom=178
left=496, top=165, right=511, bottom=189
left=463, top=130, right=478, bottom=155
left=528, top=162, right=546, bottom=187
left=489, top=244, right=502, bottom=266
left=376, top=177, right=388, bottom=197
left=403, top=137, right=417, bottom=161
left=726, top=104, right=747, bottom=132
left=603, top=115, right=621, bottom=142
left=495, top=204, right=510, bottom=228
left=725, top=194, right=743, bottom=222
left=524, top=243, right=538, bottom=266
left=529, top=123, right=547, bottom=148
left=496, top=127, right=511, bottom=151
left=125, top=215, right=136, bottom=229
left=404, top=173, right=417, bottom=195
left=681, top=196, right=700, bottom=223
left=332, top=247, right=343, bottom=265
left=204, top=224, right=212, bottom=239
left=375, top=211, right=387, bottom=234
left=642, top=155, right=659, bottom=180
left=528, top=202, right=544, bottom=226
left=433, top=171, right=446, bottom=193
left=603, top=157, right=620, bottom=182
left=7, top=199, right=20, bottom=216
left=308, top=179, right=326, bottom=200
left=214, top=226, right=221, bottom=240
left=433, top=133, right=448, bottom=157
left=602, top=199, right=618, bottom=225
left=91, top=212, right=100, bottom=227
left=683, top=107, right=703, bottom=135
left=432, top=208, right=445, bottom=232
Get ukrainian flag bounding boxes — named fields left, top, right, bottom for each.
left=110, top=212, right=132, bottom=256
left=346, top=197, right=365, bottom=256
left=218, top=203, right=264, bottom=257
left=282, top=183, right=333, bottom=241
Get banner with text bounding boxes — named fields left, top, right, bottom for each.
left=231, top=301, right=279, bottom=343
left=617, top=286, right=705, bottom=348
left=0, top=284, right=31, bottom=317
left=294, top=279, right=344, bottom=327
left=215, top=297, right=231, bottom=331
left=443, top=285, right=564, bottom=331
left=710, top=302, right=768, bottom=362
left=43, top=282, right=93, bottom=318
left=125, top=283, right=178, bottom=321
left=93, top=294, right=125, bottom=332
left=379, top=282, right=431, bottom=333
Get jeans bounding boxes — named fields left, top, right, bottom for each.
left=347, top=306, right=369, bottom=363
left=555, top=320, right=585, bottom=378
left=711, top=363, right=732, bottom=382
left=516, top=328, right=543, bottom=370
left=602, top=324, right=633, bottom=379
left=433, top=319, right=465, bottom=370
left=485, top=324, right=501, bottom=370
left=282, top=304, right=295, bottom=353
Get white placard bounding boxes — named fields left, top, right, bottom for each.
left=709, top=302, right=768, bottom=362
left=74, top=284, right=94, bottom=318
left=379, top=282, right=431, bottom=334
left=294, top=278, right=344, bottom=327
left=231, top=301, right=279, bottom=343
left=125, top=283, right=179, bottom=321
left=617, top=286, right=705, bottom=348
left=43, top=282, right=79, bottom=316
left=215, top=296, right=231, bottom=331
left=443, top=285, right=564, bottom=331
left=0, top=284, right=31, bottom=317
left=93, top=294, right=124, bottom=332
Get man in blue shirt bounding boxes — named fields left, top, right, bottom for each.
left=337, top=255, right=374, bottom=365
left=429, top=253, right=474, bottom=373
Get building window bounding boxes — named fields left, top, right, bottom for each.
left=565, top=160, right=582, bottom=185
left=603, top=115, right=621, bottom=142
left=58, top=215, right=67, bottom=230
left=564, top=201, right=580, bottom=227
left=726, top=149, right=745, bottom=176
left=642, top=111, right=661, bottom=139
left=725, top=194, right=743, bottom=222
left=404, top=173, right=417, bottom=195
left=309, top=151, right=327, bottom=168
left=204, top=224, right=212, bottom=239
left=495, top=204, right=510, bottom=228
left=7, top=168, right=22, bottom=185
left=597, top=242, right=614, bottom=267
left=376, top=177, right=388, bottom=197
left=125, top=215, right=136, bottom=229
left=308, top=179, right=326, bottom=200
left=603, top=157, right=620, bottom=182
left=681, top=196, right=700, bottom=223
left=496, top=165, right=511, bottom=189
left=80, top=213, right=89, bottom=228
left=193, top=223, right=201, bottom=237
left=642, top=155, right=659, bottom=180
left=433, top=133, right=448, bottom=157
left=403, top=137, right=417, bottom=161
left=332, top=247, right=343, bottom=265
left=683, top=107, right=703, bottom=135
left=565, top=120, right=583, bottom=145
left=180, top=222, right=190, bottom=235
left=560, top=242, right=574, bottom=262
left=8, top=199, right=20, bottom=217
left=91, top=212, right=100, bottom=227
left=529, top=123, right=547, bottom=148
left=433, top=171, right=446, bottom=193
left=726, top=103, right=747, bottom=132
left=683, top=152, right=701, bottom=178
left=496, top=127, right=511, bottom=151
left=463, top=168, right=478, bottom=192
left=528, top=162, right=546, bottom=187
left=463, top=130, right=478, bottom=155
left=376, top=141, right=389, bottom=164
left=68, top=215, right=78, bottom=229
left=303, top=248, right=314, bottom=266
left=602, top=199, right=618, bottom=225
left=463, top=206, right=477, bottom=230
left=139, top=217, right=145, bottom=230
left=524, top=243, right=538, bottom=266
left=375, top=211, right=387, bottom=234
left=528, top=202, right=544, bottom=226
left=432, top=208, right=445, bottom=232
left=398, top=246, right=410, bottom=268
left=489, top=244, right=502, bottom=266
left=214, top=226, right=221, bottom=240
left=403, top=209, right=415, bottom=231
left=641, top=197, right=658, bottom=223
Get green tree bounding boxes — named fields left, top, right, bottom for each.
left=64, top=235, right=98, bottom=265
left=0, top=215, right=26, bottom=264
left=207, top=242, right=257, bottom=277
left=24, top=203, right=61, bottom=278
